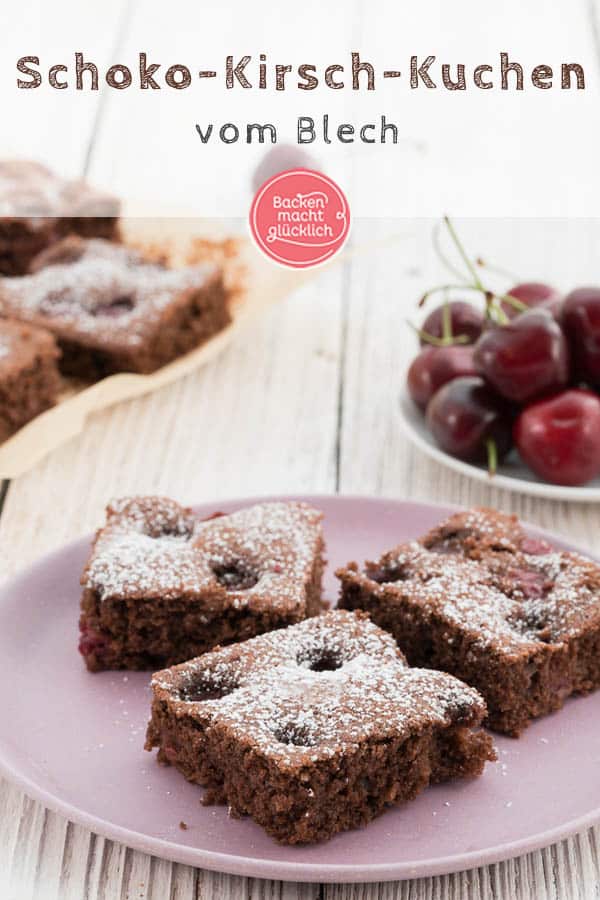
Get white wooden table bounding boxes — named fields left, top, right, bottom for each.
left=2, top=217, right=600, bottom=899
left=2, top=0, right=600, bottom=895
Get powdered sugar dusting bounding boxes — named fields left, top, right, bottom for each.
left=422, top=506, right=524, bottom=555
left=370, top=543, right=538, bottom=650
left=355, top=508, right=600, bottom=650
left=0, top=238, right=218, bottom=345
left=85, top=531, right=202, bottom=600
left=153, top=610, right=486, bottom=765
left=84, top=497, right=323, bottom=613
left=511, top=550, right=600, bottom=641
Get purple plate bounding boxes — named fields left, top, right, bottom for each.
left=1, top=495, right=600, bottom=883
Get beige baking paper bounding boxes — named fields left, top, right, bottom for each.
left=0, top=218, right=319, bottom=479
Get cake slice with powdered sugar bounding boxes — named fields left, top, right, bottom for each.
left=145, top=609, right=495, bottom=844
left=0, top=235, right=230, bottom=378
left=79, top=496, right=325, bottom=671
left=337, top=507, right=600, bottom=736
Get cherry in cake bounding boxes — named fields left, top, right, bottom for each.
left=337, top=507, right=600, bottom=736
left=79, top=497, right=326, bottom=671
left=145, top=609, right=495, bottom=844
left=0, top=236, right=231, bottom=378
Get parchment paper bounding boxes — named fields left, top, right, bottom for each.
left=0, top=218, right=317, bottom=478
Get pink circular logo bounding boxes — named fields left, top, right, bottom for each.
left=249, top=169, right=350, bottom=268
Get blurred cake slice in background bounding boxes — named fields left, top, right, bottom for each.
left=0, top=160, right=120, bottom=275
left=0, top=236, right=231, bottom=378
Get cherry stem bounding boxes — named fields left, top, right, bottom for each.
left=442, top=299, right=453, bottom=342
left=485, top=295, right=509, bottom=325
left=497, top=292, right=528, bottom=313
left=444, top=217, right=485, bottom=291
left=486, top=439, right=498, bottom=477
left=420, top=283, right=527, bottom=318
left=419, top=283, right=489, bottom=306
left=407, top=321, right=470, bottom=347
left=419, top=219, right=529, bottom=327
left=432, top=222, right=468, bottom=283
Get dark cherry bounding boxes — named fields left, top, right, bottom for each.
left=426, top=376, right=512, bottom=468
left=212, top=560, right=259, bottom=591
left=514, top=389, right=600, bottom=486
left=520, top=537, right=552, bottom=555
left=473, top=308, right=569, bottom=404
left=503, top=282, right=562, bottom=320
left=420, top=301, right=484, bottom=345
left=562, top=287, right=600, bottom=388
left=507, top=568, right=552, bottom=599
left=407, top=345, right=477, bottom=411
left=78, top=622, right=107, bottom=660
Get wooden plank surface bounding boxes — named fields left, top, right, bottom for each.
left=3, top=0, right=600, bottom=895
left=3, top=218, right=600, bottom=899
left=0, top=0, right=134, bottom=179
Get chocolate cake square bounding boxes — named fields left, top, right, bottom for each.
left=0, top=319, right=61, bottom=441
left=0, top=160, right=119, bottom=275
left=145, top=609, right=495, bottom=844
left=337, top=507, right=600, bottom=736
left=0, top=236, right=231, bottom=379
left=79, top=497, right=326, bottom=672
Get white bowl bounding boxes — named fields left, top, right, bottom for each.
left=398, top=387, right=600, bottom=502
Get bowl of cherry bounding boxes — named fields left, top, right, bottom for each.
left=399, top=220, right=600, bottom=500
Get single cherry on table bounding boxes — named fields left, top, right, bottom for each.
left=514, top=389, right=600, bottom=486
left=426, top=376, right=512, bottom=472
left=473, top=308, right=569, bottom=404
